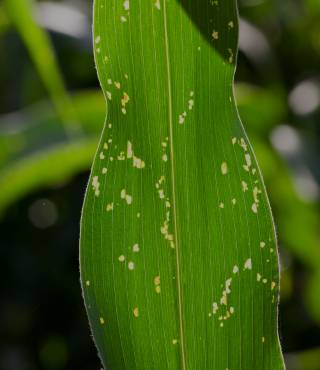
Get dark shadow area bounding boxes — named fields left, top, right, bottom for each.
left=0, top=173, right=100, bottom=370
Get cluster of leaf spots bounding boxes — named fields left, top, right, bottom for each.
left=156, top=137, right=175, bottom=249
left=209, top=260, right=249, bottom=327
left=210, top=252, right=277, bottom=333
left=208, top=0, right=236, bottom=64
left=79, top=0, right=285, bottom=368
left=105, top=74, right=130, bottom=116
left=87, top=69, right=278, bottom=369
left=204, top=134, right=280, bottom=339
left=119, top=0, right=130, bottom=22
left=178, top=91, right=194, bottom=125
left=217, top=136, right=263, bottom=214
left=95, top=36, right=131, bottom=115
left=117, top=241, right=140, bottom=274
left=91, top=132, right=145, bottom=211
left=87, top=118, right=151, bottom=318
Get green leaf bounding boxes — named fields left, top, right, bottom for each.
left=0, top=138, right=97, bottom=215
left=4, top=0, right=80, bottom=136
left=80, top=1, right=284, bottom=368
left=285, top=347, right=320, bottom=370
left=234, top=83, right=287, bottom=134
left=0, top=90, right=104, bottom=215
left=0, top=3, right=10, bottom=34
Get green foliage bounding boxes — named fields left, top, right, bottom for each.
left=0, top=91, right=104, bottom=214
left=2, top=0, right=320, bottom=368
left=4, top=0, right=79, bottom=135
left=80, top=0, right=285, bottom=368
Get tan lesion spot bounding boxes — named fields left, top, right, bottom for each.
left=221, top=162, right=228, bottom=175
left=132, top=243, right=140, bottom=252
left=244, top=258, right=252, bottom=270
left=92, top=176, right=100, bottom=197
left=251, top=203, right=258, bottom=214
left=133, top=307, right=139, bottom=317
left=106, top=203, right=114, bottom=212
left=123, top=0, right=129, bottom=10
left=241, top=181, right=248, bottom=192
left=212, top=30, right=219, bottom=40
left=120, top=189, right=133, bottom=204
left=154, top=275, right=161, bottom=294
left=118, top=255, right=125, bottom=262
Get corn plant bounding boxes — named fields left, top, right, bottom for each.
left=80, top=0, right=285, bottom=368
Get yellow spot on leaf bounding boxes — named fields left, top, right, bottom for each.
left=162, top=154, right=168, bottom=162
left=154, top=276, right=160, bottom=285
left=233, top=265, right=239, bottom=274
left=252, top=203, right=258, bottom=213
left=133, top=156, right=145, bottom=169
left=92, top=176, right=100, bottom=197
left=127, top=141, right=133, bottom=158
left=132, top=243, right=140, bottom=252
left=121, top=92, right=130, bottom=107
left=212, top=30, right=219, bottom=40
left=106, top=203, right=114, bottom=212
left=221, top=162, right=228, bottom=175
left=244, top=258, right=252, bottom=270
left=241, top=181, right=248, bottom=192
left=123, top=0, right=129, bottom=11
left=212, top=302, right=218, bottom=314
left=118, top=255, right=125, bottom=262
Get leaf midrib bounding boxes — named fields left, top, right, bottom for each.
left=162, top=1, right=187, bottom=369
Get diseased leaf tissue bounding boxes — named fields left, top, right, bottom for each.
left=80, top=0, right=285, bottom=369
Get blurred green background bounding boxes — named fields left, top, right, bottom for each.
left=0, top=0, right=320, bottom=369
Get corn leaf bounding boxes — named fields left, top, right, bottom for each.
left=0, top=91, right=104, bottom=215
left=87, top=0, right=282, bottom=367
left=4, top=0, right=79, bottom=136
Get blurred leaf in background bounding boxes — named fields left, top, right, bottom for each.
left=0, top=0, right=320, bottom=369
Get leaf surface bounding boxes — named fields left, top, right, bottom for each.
left=4, top=0, right=79, bottom=135
left=79, top=1, right=285, bottom=368
left=0, top=91, right=104, bottom=215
